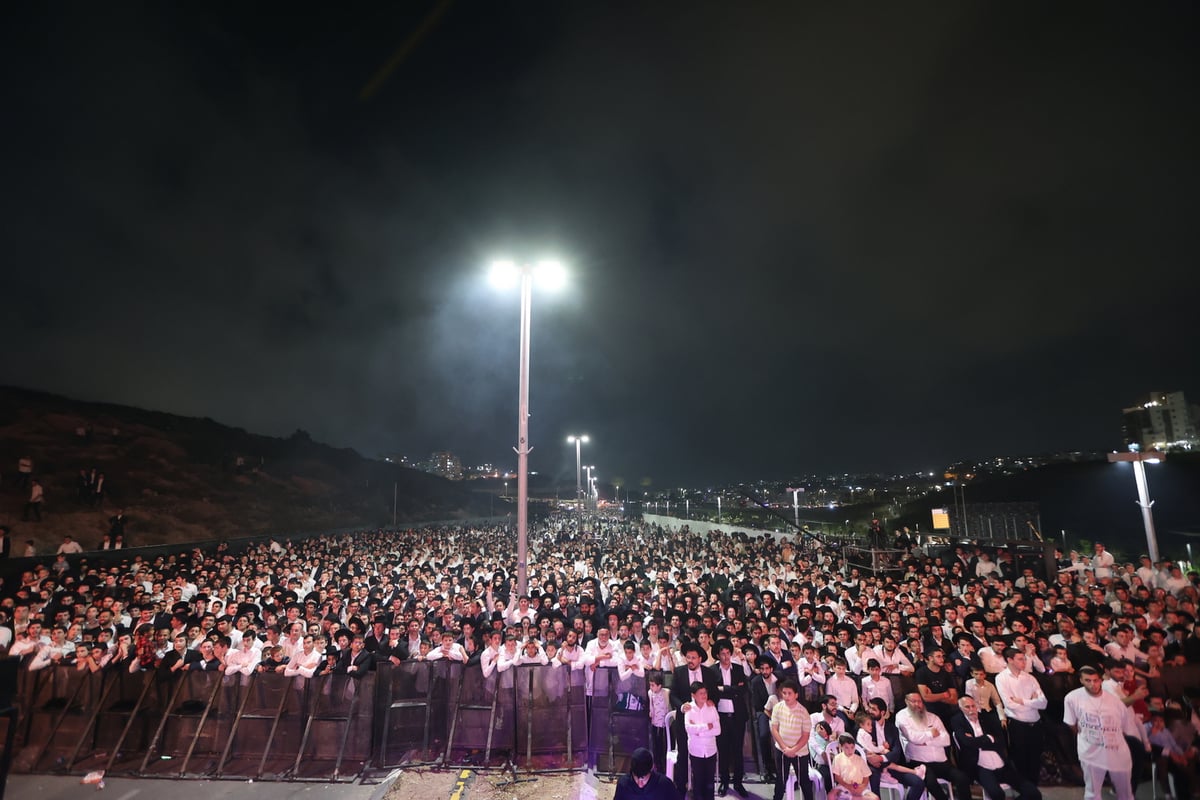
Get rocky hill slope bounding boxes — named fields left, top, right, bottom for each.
left=0, top=386, right=477, bottom=553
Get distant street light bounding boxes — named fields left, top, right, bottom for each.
left=489, top=257, right=566, bottom=596
left=787, top=487, right=803, bottom=530
left=1107, top=450, right=1167, bottom=563
left=567, top=434, right=589, bottom=511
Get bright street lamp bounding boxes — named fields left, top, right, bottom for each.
left=490, top=257, right=566, bottom=596
left=567, top=434, right=589, bottom=511
left=1107, top=450, right=1167, bottom=563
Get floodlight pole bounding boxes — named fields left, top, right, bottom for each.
left=514, top=269, right=533, bottom=597
left=568, top=435, right=588, bottom=512
left=1107, top=451, right=1166, bottom=564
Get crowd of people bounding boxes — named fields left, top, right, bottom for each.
left=2, top=515, right=1199, bottom=800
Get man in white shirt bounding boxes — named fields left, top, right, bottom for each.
left=224, top=635, right=260, bottom=678
left=877, top=637, right=914, bottom=676
left=426, top=630, right=467, bottom=663
left=479, top=630, right=504, bottom=678
left=1064, top=666, right=1143, bottom=800
left=1092, top=543, right=1115, bottom=581
left=860, top=660, right=895, bottom=712
left=827, top=658, right=860, bottom=716
left=895, top=693, right=970, bottom=800
left=582, top=626, right=617, bottom=699
left=685, top=682, right=721, bottom=800
left=556, top=629, right=585, bottom=671
left=994, top=648, right=1047, bottom=781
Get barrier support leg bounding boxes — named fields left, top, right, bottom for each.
left=104, top=672, right=156, bottom=775
left=178, top=673, right=225, bottom=776
left=65, top=670, right=119, bottom=769
left=138, top=675, right=189, bottom=774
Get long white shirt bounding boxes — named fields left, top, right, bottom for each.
left=877, top=648, right=914, bottom=675
left=861, top=674, right=895, bottom=711
left=685, top=700, right=721, bottom=758
left=994, top=668, right=1047, bottom=724
left=284, top=646, right=322, bottom=678
left=895, top=708, right=950, bottom=764
left=225, top=646, right=260, bottom=676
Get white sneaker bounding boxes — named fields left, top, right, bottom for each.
left=914, top=765, right=926, bottom=780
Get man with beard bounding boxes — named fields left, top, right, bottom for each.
left=895, top=693, right=970, bottom=800
left=858, top=698, right=924, bottom=800
left=670, top=642, right=719, bottom=798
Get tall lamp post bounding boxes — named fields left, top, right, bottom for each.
left=567, top=434, right=589, bottom=511
left=1107, top=450, right=1167, bottom=563
left=787, top=487, right=803, bottom=530
left=583, top=466, right=595, bottom=511
left=490, top=258, right=566, bottom=596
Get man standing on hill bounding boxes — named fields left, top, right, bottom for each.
left=108, top=509, right=127, bottom=547
left=23, top=478, right=44, bottom=521
left=57, top=535, right=84, bottom=555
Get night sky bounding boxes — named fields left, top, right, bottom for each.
left=3, top=3, right=1197, bottom=489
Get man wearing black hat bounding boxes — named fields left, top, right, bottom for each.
left=713, top=640, right=749, bottom=797
left=671, top=641, right=720, bottom=798
left=615, top=746, right=675, bottom=800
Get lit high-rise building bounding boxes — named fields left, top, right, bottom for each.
left=1122, top=391, right=1198, bottom=451
left=427, top=451, right=464, bottom=480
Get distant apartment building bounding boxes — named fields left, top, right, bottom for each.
left=426, top=451, right=464, bottom=480
left=1122, top=391, right=1199, bottom=452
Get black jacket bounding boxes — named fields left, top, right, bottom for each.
left=614, top=771, right=676, bottom=800
left=951, top=711, right=1011, bottom=780
left=713, top=661, right=750, bottom=722
left=670, top=664, right=720, bottom=719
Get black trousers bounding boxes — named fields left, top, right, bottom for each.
left=717, top=712, right=745, bottom=784
left=691, top=753, right=717, bottom=800
left=922, top=760, right=970, bottom=800
left=673, top=715, right=691, bottom=790
left=1126, top=734, right=1148, bottom=795
left=1006, top=718, right=1044, bottom=781
left=755, top=713, right=775, bottom=776
left=650, top=724, right=668, bottom=775
left=978, top=766, right=1041, bottom=800
left=773, top=752, right=813, bottom=800
left=869, top=763, right=924, bottom=800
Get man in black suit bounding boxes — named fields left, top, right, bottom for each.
left=713, top=640, right=750, bottom=797
left=671, top=641, right=720, bottom=798
left=749, top=658, right=778, bottom=783
left=863, top=698, right=925, bottom=800
left=951, top=697, right=1041, bottom=800
left=188, top=639, right=222, bottom=671
left=335, top=634, right=375, bottom=678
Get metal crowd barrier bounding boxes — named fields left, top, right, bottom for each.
left=3, top=659, right=688, bottom=781
left=6, top=655, right=1200, bottom=784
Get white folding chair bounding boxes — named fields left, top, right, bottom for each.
left=664, top=710, right=694, bottom=790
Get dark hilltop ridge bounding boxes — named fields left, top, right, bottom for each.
left=0, top=386, right=477, bottom=552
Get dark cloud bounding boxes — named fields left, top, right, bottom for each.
left=1, top=2, right=1197, bottom=487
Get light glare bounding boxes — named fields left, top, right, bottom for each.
left=489, top=260, right=519, bottom=289
left=535, top=259, right=566, bottom=290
